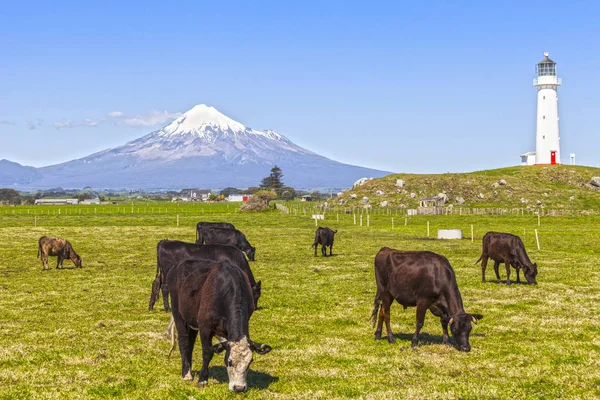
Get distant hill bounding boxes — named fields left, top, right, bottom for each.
left=0, top=159, right=41, bottom=186
left=337, top=166, right=600, bottom=210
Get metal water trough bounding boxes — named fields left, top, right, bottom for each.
left=437, top=229, right=462, bottom=239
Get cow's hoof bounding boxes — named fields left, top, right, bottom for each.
left=374, top=332, right=382, bottom=341
left=183, top=372, right=193, bottom=381
left=387, top=336, right=396, bottom=344
left=164, top=308, right=172, bottom=313
left=198, top=380, right=208, bottom=388
left=506, top=281, right=512, bottom=286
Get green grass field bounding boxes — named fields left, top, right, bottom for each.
left=1, top=203, right=599, bottom=399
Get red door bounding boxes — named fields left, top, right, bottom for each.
left=550, top=151, right=556, bottom=164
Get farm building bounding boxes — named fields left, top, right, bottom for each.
left=80, top=198, right=101, bottom=205
left=300, top=195, right=312, bottom=202
left=227, top=194, right=251, bottom=202
left=417, top=196, right=445, bottom=215
left=181, top=189, right=211, bottom=202
left=35, top=199, right=79, bottom=205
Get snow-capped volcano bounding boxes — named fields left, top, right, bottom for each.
left=1, top=104, right=391, bottom=189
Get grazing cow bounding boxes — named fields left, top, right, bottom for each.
left=196, top=222, right=236, bottom=244
left=148, top=240, right=261, bottom=312
left=167, top=259, right=271, bottom=391
left=475, top=231, right=538, bottom=285
left=312, top=227, right=337, bottom=256
left=372, top=247, right=483, bottom=352
left=37, top=236, right=82, bottom=270
left=202, top=227, right=256, bottom=261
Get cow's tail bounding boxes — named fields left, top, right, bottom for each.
left=148, top=241, right=165, bottom=311
left=166, top=316, right=177, bottom=358
left=37, top=241, right=41, bottom=258
left=474, top=255, right=483, bottom=265
left=371, top=293, right=381, bottom=328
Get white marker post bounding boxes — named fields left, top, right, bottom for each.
left=535, top=229, right=540, bottom=250
left=427, top=221, right=430, bottom=237
left=471, top=224, right=474, bottom=243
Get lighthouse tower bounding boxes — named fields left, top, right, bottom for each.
left=534, top=52, right=561, bottom=165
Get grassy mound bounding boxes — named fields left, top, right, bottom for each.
left=338, top=165, right=600, bottom=210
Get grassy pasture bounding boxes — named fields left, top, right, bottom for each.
left=0, top=203, right=599, bottom=399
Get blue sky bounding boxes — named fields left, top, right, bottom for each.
left=1, top=1, right=598, bottom=172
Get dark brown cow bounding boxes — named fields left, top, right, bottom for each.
left=475, top=231, right=538, bottom=285
left=372, top=247, right=482, bottom=352
left=202, top=227, right=256, bottom=261
left=196, top=222, right=236, bottom=244
left=148, top=240, right=261, bottom=312
left=37, top=236, right=82, bottom=270
left=167, top=259, right=271, bottom=391
left=312, top=227, right=337, bottom=256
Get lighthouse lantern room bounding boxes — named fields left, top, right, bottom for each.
left=533, top=52, right=561, bottom=165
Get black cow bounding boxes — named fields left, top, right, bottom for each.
left=167, top=259, right=271, bottom=391
left=372, top=247, right=483, bottom=352
left=475, top=231, right=538, bottom=285
left=202, top=227, right=256, bottom=261
left=312, top=227, right=337, bottom=257
left=148, top=240, right=261, bottom=312
left=196, top=222, right=236, bottom=244
left=38, top=236, right=82, bottom=270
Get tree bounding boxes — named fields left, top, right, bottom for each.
left=280, top=186, right=296, bottom=201
left=260, top=166, right=284, bottom=191
left=220, top=187, right=243, bottom=197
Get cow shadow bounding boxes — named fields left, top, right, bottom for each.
left=489, top=280, right=530, bottom=285
left=393, top=332, right=445, bottom=346
left=194, top=366, right=278, bottom=389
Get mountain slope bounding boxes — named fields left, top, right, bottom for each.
left=16, top=105, right=391, bottom=189
left=0, top=159, right=41, bottom=186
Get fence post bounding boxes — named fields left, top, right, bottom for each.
left=360, top=215, right=363, bottom=226
left=354, top=214, right=356, bottom=225
left=471, top=224, right=474, bottom=243
left=367, top=215, right=370, bottom=227
left=177, top=215, right=179, bottom=227
left=427, top=221, right=430, bottom=237
left=534, top=229, right=540, bottom=250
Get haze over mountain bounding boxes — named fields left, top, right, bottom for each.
left=0, top=105, right=391, bottom=190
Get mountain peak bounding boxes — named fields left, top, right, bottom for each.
left=161, top=104, right=246, bottom=137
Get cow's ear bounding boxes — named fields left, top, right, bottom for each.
left=256, top=280, right=262, bottom=289
left=471, top=313, right=484, bottom=323
left=211, top=342, right=229, bottom=353
left=250, top=341, right=271, bottom=355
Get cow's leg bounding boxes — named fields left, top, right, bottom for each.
left=375, top=306, right=385, bottom=341
left=493, top=261, right=501, bottom=282
left=481, top=256, right=488, bottom=282
left=504, top=261, right=512, bottom=285
left=148, top=278, right=161, bottom=311
left=329, top=244, right=333, bottom=256
left=381, top=294, right=395, bottom=344
left=198, top=331, right=214, bottom=387
left=178, top=325, right=197, bottom=381
left=161, top=283, right=171, bottom=312
left=514, top=264, right=521, bottom=283
left=56, top=255, right=63, bottom=269
left=41, top=256, right=48, bottom=270
left=412, top=301, right=428, bottom=348
left=313, top=243, right=317, bottom=256
left=321, top=244, right=326, bottom=257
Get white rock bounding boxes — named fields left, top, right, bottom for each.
left=410, top=192, right=416, bottom=198
left=499, top=179, right=507, bottom=186
left=395, top=179, right=405, bottom=188
left=350, top=194, right=357, bottom=199
left=455, top=196, right=465, bottom=205
left=362, top=197, right=369, bottom=204
left=375, top=190, right=385, bottom=197
left=477, top=193, right=485, bottom=199
left=380, top=201, right=388, bottom=207
left=353, top=177, right=371, bottom=188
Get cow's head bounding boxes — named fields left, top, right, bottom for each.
left=252, top=281, right=262, bottom=309
left=447, top=313, right=483, bottom=352
left=211, top=336, right=272, bottom=392
left=523, top=263, right=538, bottom=284
left=247, top=247, right=256, bottom=261
left=72, top=254, right=82, bottom=268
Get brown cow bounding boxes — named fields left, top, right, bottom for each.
left=372, top=247, right=482, bottom=352
left=475, top=231, right=538, bottom=285
left=38, top=236, right=82, bottom=270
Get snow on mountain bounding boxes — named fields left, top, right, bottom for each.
left=2, top=104, right=392, bottom=190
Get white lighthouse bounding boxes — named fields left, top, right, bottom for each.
left=534, top=52, right=562, bottom=165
